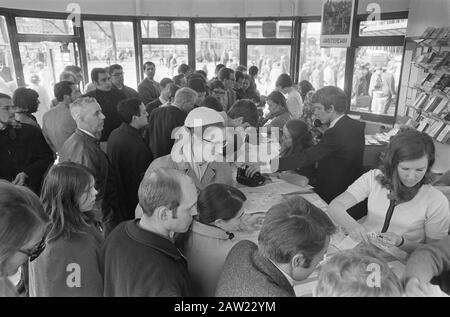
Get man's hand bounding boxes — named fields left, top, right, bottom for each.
left=377, top=232, right=402, bottom=248
left=347, top=224, right=369, bottom=243
left=405, top=277, right=448, bottom=297
left=244, top=163, right=262, bottom=178
left=12, top=172, right=28, bottom=186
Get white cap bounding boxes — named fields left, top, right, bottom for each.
left=184, top=107, right=225, bottom=128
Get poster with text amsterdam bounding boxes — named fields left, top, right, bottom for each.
left=320, top=0, right=356, bottom=47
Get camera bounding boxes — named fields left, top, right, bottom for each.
left=236, top=165, right=266, bottom=187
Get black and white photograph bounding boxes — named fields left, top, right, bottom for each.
left=0, top=0, right=449, bottom=303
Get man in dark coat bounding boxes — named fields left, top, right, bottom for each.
left=59, top=96, right=118, bottom=236
left=102, top=169, right=197, bottom=297
left=144, top=87, right=197, bottom=159
left=109, top=64, right=140, bottom=100
left=251, top=86, right=364, bottom=204
left=216, top=196, right=336, bottom=297
left=84, top=67, right=127, bottom=142
left=138, top=61, right=160, bottom=104
left=107, top=98, right=152, bottom=222
left=0, top=93, right=54, bottom=194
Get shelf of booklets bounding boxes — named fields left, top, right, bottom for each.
left=409, top=85, right=450, bottom=101
left=407, top=104, right=450, bottom=125
left=411, top=62, right=450, bottom=76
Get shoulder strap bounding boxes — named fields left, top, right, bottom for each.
left=381, top=199, right=396, bottom=233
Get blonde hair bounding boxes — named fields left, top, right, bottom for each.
left=315, top=246, right=403, bottom=297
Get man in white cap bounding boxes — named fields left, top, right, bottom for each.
left=144, top=106, right=232, bottom=190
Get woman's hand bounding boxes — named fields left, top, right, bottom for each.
left=244, top=164, right=261, bottom=178
left=347, top=224, right=369, bottom=243
left=376, top=232, right=402, bottom=248
left=239, top=213, right=265, bottom=231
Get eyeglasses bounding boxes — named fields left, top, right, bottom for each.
left=17, top=235, right=46, bottom=262
left=0, top=105, right=18, bottom=111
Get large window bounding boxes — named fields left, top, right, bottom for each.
left=83, top=21, right=137, bottom=88
left=142, top=44, right=188, bottom=81
left=15, top=17, right=74, bottom=35
left=247, top=45, right=291, bottom=95
left=299, top=22, right=347, bottom=90
left=195, top=23, right=240, bottom=79
left=350, top=46, right=404, bottom=116
left=0, top=16, right=17, bottom=95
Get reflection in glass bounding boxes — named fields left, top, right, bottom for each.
left=359, top=19, right=408, bottom=37
left=84, top=21, right=137, bottom=88
left=351, top=46, right=403, bottom=116
left=141, top=20, right=189, bottom=38
left=142, top=44, right=188, bottom=81
left=246, top=20, right=293, bottom=38
left=0, top=16, right=17, bottom=95
left=299, top=22, right=347, bottom=90
left=19, top=42, right=79, bottom=125
left=15, top=17, right=74, bottom=35
left=247, top=45, right=291, bottom=96
left=195, top=23, right=240, bottom=79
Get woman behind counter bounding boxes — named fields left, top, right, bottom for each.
left=327, top=129, right=450, bottom=253
left=183, top=183, right=264, bottom=296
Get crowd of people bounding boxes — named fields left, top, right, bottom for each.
left=0, top=58, right=449, bottom=297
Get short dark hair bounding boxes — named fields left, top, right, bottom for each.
left=209, top=80, right=225, bottom=90
left=275, top=73, right=293, bottom=89
left=218, top=68, right=234, bottom=82
left=311, top=86, right=348, bottom=114
left=143, top=61, right=155, bottom=70
left=249, top=66, right=258, bottom=76
left=258, top=196, right=336, bottom=267
left=377, top=129, right=435, bottom=203
left=91, top=67, right=107, bottom=83
left=173, top=74, right=185, bottom=86
left=215, top=64, right=226, bottom=75
left=13, top=87, right=39, bottom=111
left=54, top=81, right=76, bottom=102
left=299, top=80, right=315, bottom=101
left=235, top=70, right=245, bottom=82
left=267, top=90, right=288, bottom=111
left=197, top=184, right=246, bottom=224
left=178, top=64, right=191, bottom=75
left=227, top=99, right=259, bottom=127
left=108, top=64, right=123, bottom=74
left=236, top=65, right=247, bottom=73
left=0, top=93, right=11, bottom=100
left=117, top=98, right=142, bottom=124
left=64, top=65, right=82, bottom=74
left=194, top=70, right=207, bottom=80
left=188, top=78, right=207, bottom=93
left=169, top=84, right=180, bottom=99
left=201, top=96, right=223, bottom=112
left=160, top=77, right=174, bottom=89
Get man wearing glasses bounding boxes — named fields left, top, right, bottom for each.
left=0, top=93, right=54, bottom=194
left=108, top=64, right=140, bottom=100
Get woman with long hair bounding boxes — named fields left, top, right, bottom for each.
left=0, top=181, right=49, bottom=297
left=327, top=129, right=450, bottom=253
left=276, top=119, right=315, bottom=187
left=183, top=183, right=263, bottom=296
left=260, top=91, right=292, bottom=131
left=29, top=162, right=104, bottom=296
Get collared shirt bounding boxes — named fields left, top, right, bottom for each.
left=329, top=114, right=345, bottom=129
left=78, top=128, right=96, bottom=139
left=268, top=259, right=295, bottom=287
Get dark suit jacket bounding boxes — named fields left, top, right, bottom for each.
left=144, top=105, right=187, bottom=159
left=145, top=98, right=162, bottom=115
left=0, top=123, right=54, bottom=194
left=102, top=220, right=193, bottom=297
left=276, top=115, right=364, bottom=203
left=107, top=123, right=152, bottom=222
left=215, top=240, right=295, bottom=297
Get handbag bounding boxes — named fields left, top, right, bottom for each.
left=236, top=166, right=266, bottom=187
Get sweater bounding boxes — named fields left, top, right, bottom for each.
left=102, top=220, right=193, bottom=297
left=215, top=240, right=296, bottom=297
left=29, top=224, right=104, bottom=297
left=404, top=236, right=450, bottom=294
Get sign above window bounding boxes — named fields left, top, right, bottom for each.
left=262, top=21, right=277, bottom=38
left=158, top=21, right=172, bottom=38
